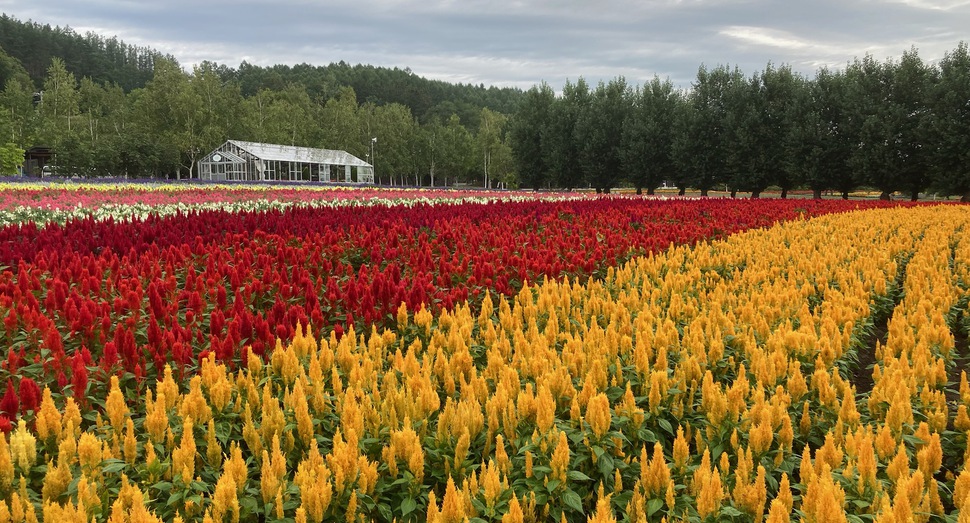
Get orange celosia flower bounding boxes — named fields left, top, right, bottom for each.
left=586, top=393, right=612, bottom=440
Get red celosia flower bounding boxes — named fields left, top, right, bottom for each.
left=0, top=380, right=17, bottom=419
left=19, top=377, right=41, bottom=415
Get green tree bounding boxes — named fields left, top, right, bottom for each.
left=133, top=59, right=194, bottom=178
left=320, top=86, right=363, bottom=161
left=845, top=54, right=901, bottom=199
left=785, top=68, right=858, bottom=199
left=0, top=76, right=35, bottom=146
left=242, top=84, right=316, bottom=147
left=576, top=77, right=630, bottom=193
left=622, top=76, right=681, bottom=195
left=439, top=114, right=475, bottom=185
left=362, top=102, right=418, bottom=185
left=892, top=48, right=934, bottom=200
left=673, top=65, right=736, bottom=196
left=476, top=107, right=507, bottom=188
left=928, top=42, right=970, bottom=200
left=37, top=57, right=80, bottom=150
left=544, top=78, right=590, bottom=191
left=0, top=142, right=24, bottom=175
left=509, top=83, right=555, bottom=189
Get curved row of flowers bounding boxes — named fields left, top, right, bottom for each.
left=0, top=184, right=595, bottom=227
left=0, top=198, right=899, bottom=405
left=1, top=204, right=968, bottom=522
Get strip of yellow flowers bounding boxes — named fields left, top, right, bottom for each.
left=3, top=205, right=970, bottom=523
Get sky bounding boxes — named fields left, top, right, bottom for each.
left=2, top=0, right=969, bottom=91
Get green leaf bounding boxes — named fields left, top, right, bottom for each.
left=239, top=496, right=259, bottom=514
left=377, top=503, right=393, bottom=522
left=598, top=453, right=615, bottom=477
left=166, top=492, right=182, bottom=506
left=562, top=489, right=584, bottom=514
left=647, top=498, right=664, bottom=516
left=102, top=460, right=127, bottom=474
left=658, top=418, right=674, bottom=435
left=401, top=497, right=417, bottom=516
left=152, top=481, right=173, bottom=492
left=567, top=470, right=592, bottom=481
left=720, top=505, right=743, bottom=517
left=546, top=479, right=561, bottom=493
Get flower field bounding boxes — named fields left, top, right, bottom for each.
left=0, top=186, right=966, bottom=522
left=0, top=184, right=586, bottom=227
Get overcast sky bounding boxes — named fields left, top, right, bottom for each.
left=2, top=0, right=968, bottom=90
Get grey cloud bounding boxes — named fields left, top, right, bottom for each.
left=2, top=0, right=968, bottom=90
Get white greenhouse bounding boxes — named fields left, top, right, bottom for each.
left=197, top=140, right=374, bottom=183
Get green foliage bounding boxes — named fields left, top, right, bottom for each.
left=0, top=142, right=24, bottom=175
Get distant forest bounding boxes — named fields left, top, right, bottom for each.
left=0, top=14, right=524, bottom=185
left=0, top=15, right=523, bottom=126
left=1, top=14, right=969, bottom=199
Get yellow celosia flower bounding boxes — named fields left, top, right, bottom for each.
left=550, top=431, right=570, bottom=483
left=62, top=397, right=82, bottom=440
left=481, top=460, right=502, bottom=508
left=41, top=458, right=71, bottom=501
left=672, top=425, right=689, bottom=472
left=439, top=477, right=466, bottom=523
left=586, top=393, right=612, bottom=440
left=106, top=375, right=129, bottom=434
left=77, top=431, right=102, bottom=473
left=800, top=463, right=847, bottom=523
left=123, top=418, right=138, bottom=465
left=211, top=472, right=239, bottom=523
left=206, top=419, right=222, bottom=469
left=696, top=464, right=723, bottom=520
left=0, top=430, right=13, bottom=494
left=34, top=388, right=61, bottom=443
left=588, top=483, right=616, bottom=523
left=9, top=419, right=36, bottom=472
left=453, top=428, right=470, bottom=472
left=172, top=418, right=197, bottom=484
left=502, top=494, right=525, bottom=523
left=179, top=376, right=213, bottom=426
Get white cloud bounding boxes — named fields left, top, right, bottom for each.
left=2, top=0, right=968, bottom=89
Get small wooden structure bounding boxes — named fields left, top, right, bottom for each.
left=197, top=140, right=374, bottom=183
left=23, top=146, right=54, bottom=176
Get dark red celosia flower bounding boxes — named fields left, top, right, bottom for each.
left=0, top=380, right=17, bottom=419
left=71, top=350, right=89, bottom=399
left=0, top=415, right=11, bottom=433
left=19, top=377, right=41, bottom=415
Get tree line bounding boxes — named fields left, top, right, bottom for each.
left=0, top=56, right=517, bottom=185
left=509, top=43, right=970, bottom=200
left=0, top=14, right=170, bottom=92
left=0, top=14, right=523, bottom=128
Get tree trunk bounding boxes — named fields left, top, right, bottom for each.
left=700, top=188, right=709, bottom=197
left=647, top=187, right=655, bottom=196
left=596, top=187, right=602, bottom=194
left=730, top=189, right=737, bottom=198
left=962, top=191, right=970, bottom=203
left=780, top=188, right=788, bottom=199
left=841, top=190, right=849, bottom=200
left=678, top=187, right=686, bottom=196
left=636, top=187, right=642, bottom=195
left=910, top=189, right=919, bottom=201
left=604, top=187, right=611, bottom=194
left=751, top=190, right=760, bottom=199
left=813, top=188, right=822, bottom=200
left=879, top=191, right=892, bottom=201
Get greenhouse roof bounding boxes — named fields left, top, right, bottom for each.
left=228, top=140, right=371, bottom=167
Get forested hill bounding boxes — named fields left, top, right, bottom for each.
left=226, top=61, right=523, bottom=125
left=0, top=14, right=172, bottom=91
left=0, top=14, right=524, bottom=125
